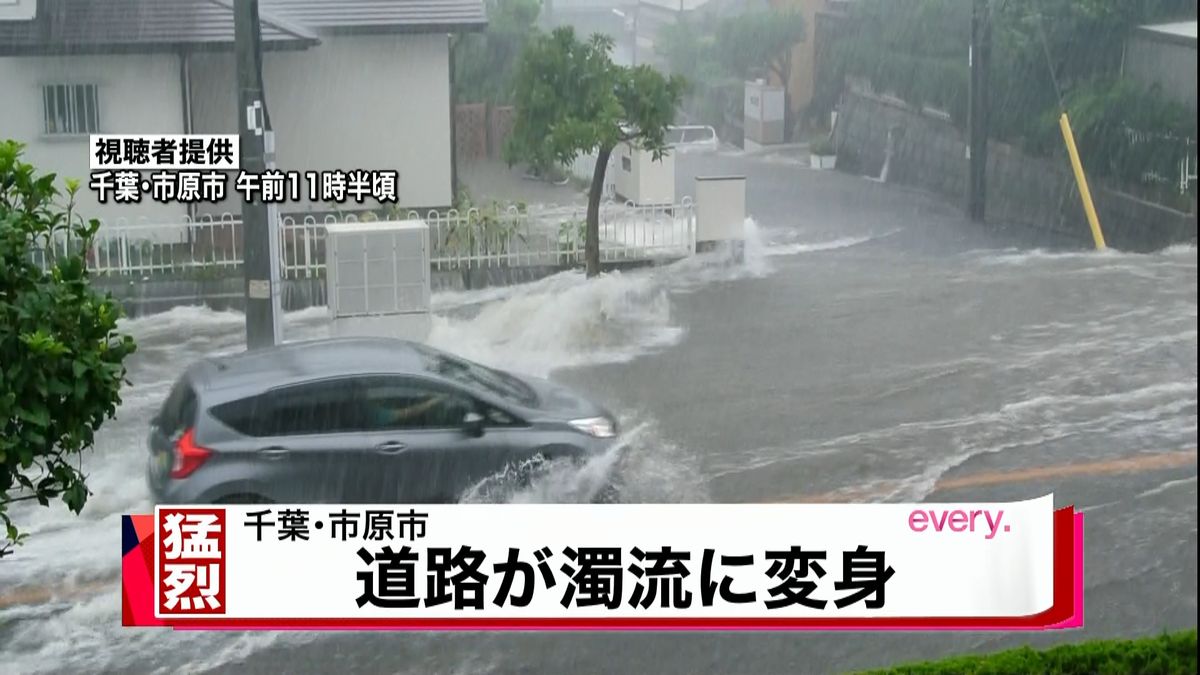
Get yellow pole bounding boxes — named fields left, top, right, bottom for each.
left=1058, top=112, right=1107, bottom=251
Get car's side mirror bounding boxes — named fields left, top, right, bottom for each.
left=463, top=411, right=485, bottom=437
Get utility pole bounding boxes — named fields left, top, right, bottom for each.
left=966, top=0, right=991, bottom=223
left=234, top=0, right=281, bottom=349
left=613, top=6, right=638, bottom=67
left=633, top=8, right=639, bottom=67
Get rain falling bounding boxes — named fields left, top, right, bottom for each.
left=1, top=0, right=1196, bottom=673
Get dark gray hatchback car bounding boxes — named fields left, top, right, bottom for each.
left=147, top=337, right=621, bottom=505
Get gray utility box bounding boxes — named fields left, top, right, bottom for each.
left=744, top=80, right=786, bottom=147
left=325, top=219, right=432, bottom=342
left=694, top=175, right=746, bottom=260
left=613, top=140, right=676, bottom=206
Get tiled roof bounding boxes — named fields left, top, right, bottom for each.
left=0, top=0, right=486, bottom=55
left=260, top=0, right=487, bottom=33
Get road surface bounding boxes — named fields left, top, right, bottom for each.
left=1, top=148, right=1195, bottom=675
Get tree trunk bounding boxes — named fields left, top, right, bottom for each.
left=773, top=59, right=795, bottom=140
left=585, top=146, right=612, bottom=278
left=784, top=87, right=794, bottom=140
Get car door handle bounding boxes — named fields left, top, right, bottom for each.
left=259, top=446, right=289, bottom=458
left=375, top=441, right=408, bottom=454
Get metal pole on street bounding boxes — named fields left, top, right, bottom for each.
left=632, top=8, right=638, bottom=67
left=613, top=7, right=637, bottom=67
left=966, top=0, right=991, bottom=223
left=234, top=0, right=281, bottom=349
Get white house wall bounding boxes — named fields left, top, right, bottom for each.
left=1124, top=34, right=1197, bottom=116
left=0, top=54, right=188, bottom=224
left=190, top=33, right=453, bottom=215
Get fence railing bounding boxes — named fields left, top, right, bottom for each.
left=33, top=200, right=696, bottom=278
left=1120, top=126, right=1197, bottom=195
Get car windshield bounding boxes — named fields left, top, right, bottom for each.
left=413, top=344, right=538, bottom=407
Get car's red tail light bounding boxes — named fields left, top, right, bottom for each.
left=171, top=428, right=212, bottom=479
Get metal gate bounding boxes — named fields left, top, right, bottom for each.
left=488, top=105, right=515, bottom=159
left=454, top=103, right=488, bottom=163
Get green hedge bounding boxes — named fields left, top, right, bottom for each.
left=855, top=630, right=1197, bottom=675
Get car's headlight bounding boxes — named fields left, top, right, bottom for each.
left=569, top=417, right=617, bottom=438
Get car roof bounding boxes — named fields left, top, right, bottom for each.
left=187, top=337, right=436, bottom=400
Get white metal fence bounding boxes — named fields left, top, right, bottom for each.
left=1120, top=126, right=1198, bottom=195
left=32, top=199, right=696, bottom=278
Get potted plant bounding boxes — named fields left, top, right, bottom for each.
left=809, top=135, right=837, bottom=170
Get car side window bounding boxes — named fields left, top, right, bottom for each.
left=210, top=395, right=268, bottom=436
left=260, top=379, right=363, bottom=437
left=359, top=377, right=474, bottom=431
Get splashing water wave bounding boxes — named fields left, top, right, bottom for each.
left=1, top=216, right=815, bottom=674
left=458, top=420, right=711, bottom=506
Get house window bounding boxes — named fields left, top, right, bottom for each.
left=42, top=84, right=100, bottom=136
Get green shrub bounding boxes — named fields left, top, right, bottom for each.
left=1, top=140, right=137, bottom=557
left=833, top=0, right=1199, bottom=193
left=855, top=630, right=1198, bottom=675
left=1048, top=77, right=1196, bottom=190
left=453, top=0, right=541, bottom=105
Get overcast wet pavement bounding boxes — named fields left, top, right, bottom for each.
left=0, top=149, right=1194, bottom=675
left=205, top=151, right=1197, bottom=674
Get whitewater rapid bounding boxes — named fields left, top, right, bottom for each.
left=2, top=223, right=1194, bottom=675
left=0, top=218, right=888, bottom=673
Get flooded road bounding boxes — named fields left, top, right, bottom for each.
left=1, top=153, right=1196, bottom=674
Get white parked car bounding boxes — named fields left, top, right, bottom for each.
left=666, top=125, right=720, bottom=152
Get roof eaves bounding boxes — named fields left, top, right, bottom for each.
left=206, top=0, right=322, bottom=44
left=1132, top=22, right=1198, bottom=49
left=0, top=39, right=316, bottom=57
left=256, top=0, right=488, bottom=35
left=313, top=20, right=488, bottom=36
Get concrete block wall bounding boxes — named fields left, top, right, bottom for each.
left=835, top=90, right=1197, bottom=251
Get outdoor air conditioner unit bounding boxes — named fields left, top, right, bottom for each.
left=324, top=219, right=432, bottom=342
left=613, top=139, right=675, bottom=206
